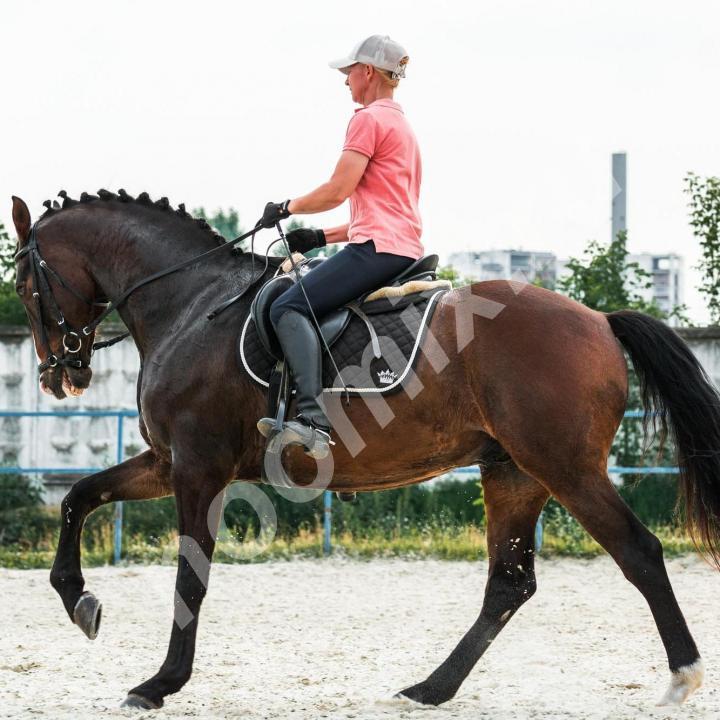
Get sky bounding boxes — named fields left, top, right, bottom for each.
left=3, top=0, right=719, bottom=322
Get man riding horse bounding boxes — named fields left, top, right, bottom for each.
left=256, top=35, right=421, bottom=459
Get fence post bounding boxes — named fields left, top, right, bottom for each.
left=534, top=512, right=544, bottom=553
left=113, top=413, right=125, bottom=564
left=323, top=490, right=332, bottom=556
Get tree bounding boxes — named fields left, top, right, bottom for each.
left=192, top=207, right=247, bottom=248
left=557, top=231, right=664, bottom=316
left=685, top=172, right=720, bottom=324
left=0, top=220, right=14, bottom=279
left=0, top=221, right=26, bottom=325
left=436, top=265, right=466, bottom=288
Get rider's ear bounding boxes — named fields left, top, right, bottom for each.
left=11, top=196, right=32, bottom=244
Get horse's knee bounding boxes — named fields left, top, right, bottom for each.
left=59, top=483, right=94, bottom=521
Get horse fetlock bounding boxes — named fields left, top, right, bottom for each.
left=657, top=658, right=704, bottom=706
left=129, top=668, right=192, bottom=706
left=49, top=569, right=85, bottom=621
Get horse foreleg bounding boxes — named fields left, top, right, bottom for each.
left=50, top=450, right=171, bottom=635
left=399, top=462, right=548, bottom=705
left=122, top=459, right=229, bottom=710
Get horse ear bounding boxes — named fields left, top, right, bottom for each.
left=11, top=196, right=32, bottom=243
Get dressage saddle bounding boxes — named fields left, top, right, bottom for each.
left=250, top=253, right=440, bottom=360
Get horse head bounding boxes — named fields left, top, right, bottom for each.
left=12, top=195, right=104, bottom=399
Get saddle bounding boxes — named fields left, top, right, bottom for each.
left=250, top=253, right=441, bottom=360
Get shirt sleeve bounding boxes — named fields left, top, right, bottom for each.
left=342, top=111, right=378, bottom=159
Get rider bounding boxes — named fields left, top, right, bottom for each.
left=257, top=34, right=424, bottom=459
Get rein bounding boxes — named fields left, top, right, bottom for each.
left=15, top=220, right=270, bottom=375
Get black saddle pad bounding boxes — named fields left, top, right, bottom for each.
left=238, top=287, right=448, bottom=395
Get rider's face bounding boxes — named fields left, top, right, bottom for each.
left=344, top=63, right=371, bottom=104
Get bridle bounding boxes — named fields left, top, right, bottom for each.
left=15, top=223, right=110, bottom=374
left=15, top=219, right=273, bottom=376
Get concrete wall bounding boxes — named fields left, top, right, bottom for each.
left=0, top=325, right=144, bottom=504
left=677, top=326, right=720, bottom=389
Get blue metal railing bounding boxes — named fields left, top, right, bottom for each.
left=1, top=409, right=680, bottom=561
left=0, top=409, right=138, bottom=563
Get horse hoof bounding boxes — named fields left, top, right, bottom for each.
left=396, top=683, right=447, bottom=706
left=392, top=691, right=424, bottom=705
left=657, top=659, right=704, bottom=705
left=121, top=693, right=161, bottom=710
left=72, top=591, right=102, bottom=640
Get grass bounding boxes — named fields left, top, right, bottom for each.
left=0, top=519, right=703, bottom=569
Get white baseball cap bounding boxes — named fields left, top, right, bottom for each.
left=329, top=35, right=409, bottom=78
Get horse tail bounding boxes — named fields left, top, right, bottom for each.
left=606, top=309, right=720, bottom=568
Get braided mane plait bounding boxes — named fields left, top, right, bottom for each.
left=39, top=189, right=226, bottom=246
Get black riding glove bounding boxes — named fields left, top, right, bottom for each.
left=286, top=228, right=327, bottom=254
left=259, top=200, right=291, bottom=229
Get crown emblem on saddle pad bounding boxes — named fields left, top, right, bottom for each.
left=377, top=368, right=397, bottom=385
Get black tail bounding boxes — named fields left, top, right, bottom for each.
left=607, top=310, right=720, bottom=567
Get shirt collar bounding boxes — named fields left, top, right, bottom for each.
left=354, top=98, right=403, bottom=113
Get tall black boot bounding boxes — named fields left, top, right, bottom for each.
left=257, top=310, right=332, bottom=459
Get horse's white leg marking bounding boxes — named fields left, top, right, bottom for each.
left=657, top=658, right=704, bottom=706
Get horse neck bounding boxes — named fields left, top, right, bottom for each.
left=55, top=205, right=254, bottom=352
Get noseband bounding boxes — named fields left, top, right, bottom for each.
left=15, top=223, right=109, bottom=375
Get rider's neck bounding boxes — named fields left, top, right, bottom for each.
left=361, top=86, right=394, bottom=107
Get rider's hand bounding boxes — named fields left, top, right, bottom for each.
left=286, top=228, right=327, bottom=254
left=259, top=200, right=291, bottom=229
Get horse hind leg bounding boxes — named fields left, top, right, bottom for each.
left=50, top=450, right=171, bottom=638
left=398, top=461, right=549, bottom=705
left=545, top=468, right=703, bottom=705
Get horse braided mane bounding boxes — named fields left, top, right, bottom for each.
left=39, top=189, right=226, bottom=247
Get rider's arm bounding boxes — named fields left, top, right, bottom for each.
left=288, top=150, right=369, bottom=215
left=323, top=224, right=350, bottom=244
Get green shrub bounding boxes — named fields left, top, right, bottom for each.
left=0, top=475, right=56, bottom=546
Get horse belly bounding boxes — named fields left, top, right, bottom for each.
left=282, top=356, right=486, bottom=492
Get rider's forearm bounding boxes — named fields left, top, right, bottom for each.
left=288, top=182, right=347, bottom=215
left=323, top=224, right=349, bottom=244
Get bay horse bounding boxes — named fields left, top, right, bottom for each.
left=10, top=190, right=720, bottom=711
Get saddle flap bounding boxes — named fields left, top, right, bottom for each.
left=319, top=308, right=351, bottom=348
left=250, top=274, right=294, bottom=359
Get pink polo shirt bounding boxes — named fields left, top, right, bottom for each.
left=342, top=99, right=423, bottom=259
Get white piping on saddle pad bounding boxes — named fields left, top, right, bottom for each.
left=239, top=288, right=447, bottom=394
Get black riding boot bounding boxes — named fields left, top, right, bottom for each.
left=257, top=310, right=332, bottom=459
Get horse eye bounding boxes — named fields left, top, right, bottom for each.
left=15, top=283, right=25, bottom=296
